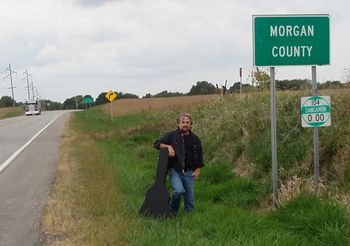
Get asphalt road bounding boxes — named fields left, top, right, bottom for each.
left=0, top=111, right=68, bottom=246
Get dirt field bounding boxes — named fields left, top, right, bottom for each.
left=0, top=106, right=24, bottom=118
left=101, top=95, right=218, bottom=116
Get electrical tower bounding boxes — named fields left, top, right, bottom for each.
left=4, top=64, right=17, bottom=107
left=23, top=69, right=32, bottom=100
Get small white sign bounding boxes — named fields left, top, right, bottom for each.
left=301, top=96, right=331, bottom=127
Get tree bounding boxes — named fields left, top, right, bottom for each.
left=276, top=79, right=310, bottom=91
left=117, top=92, right=139, bottom=99
left=188, top=81, right=216, bottom=95
left=254, top=68, right=270, bottom=91
left=62, top=95, right=83, bottom=109
left=83, top=94, right=93, bottom=100
left=143, top=93, right=152, bottom=98
left=75, top=95, right=84, bottom=109
left=95, top=92, right=109, bottom=105
left=0, top=96, right=15, bottom=107
left=62, top=97, right=76, bottom=110
left=228, top=82, right=242, bottom=93
left=318, top=80, right=344, bottom=90
left=41, top=99, right=62, bottom=110
left=152, top=90, right=184, bottom=98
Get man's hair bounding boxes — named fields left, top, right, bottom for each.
left=176, top=112, right=193, bottom=125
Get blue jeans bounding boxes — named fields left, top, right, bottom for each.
left=168, top=168, right=195, bottom=213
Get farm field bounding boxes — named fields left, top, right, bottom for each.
left=0, top=106, right=24, bottom=119
left=101, top=94, right=217, bottom=116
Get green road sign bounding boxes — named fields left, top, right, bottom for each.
left=253, top=14, right=330, bottom=66
left=83, top=97, right=94, bottom=103
left=301, top=96, right=331, bottom=127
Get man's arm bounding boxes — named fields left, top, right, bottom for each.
left=159, top=143, right=175, bottom=157
left=154, top=131, right=175, bottom=157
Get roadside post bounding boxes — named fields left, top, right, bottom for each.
left=253, top=14, right=330, bottom=207
left=83, top=97, right=94, bottom=115
left=240, top=67, right=243, bottom=96
left=105, top=90, right=118, bottom=121
left=301, top=94, right=331, bottom=181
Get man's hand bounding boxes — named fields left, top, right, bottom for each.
left=159, top=143, right=175, bottom=157
left=192, top=168, right=201, bottom=180
left=167, top=146, right=175, bottom=157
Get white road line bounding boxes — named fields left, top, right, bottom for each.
left=0, top=112, right=64, bottom=174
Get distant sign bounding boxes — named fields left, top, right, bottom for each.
left=301, top=96, right=331, bottom=127
left=253, top=14, right=330, bottom=66
left=83, top=97, right=94, bottom=103
left=105, top=90, right=117, bottom=102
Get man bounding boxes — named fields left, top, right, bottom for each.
left=154, top=113, right=204, bottom=213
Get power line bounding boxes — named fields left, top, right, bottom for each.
left=3, top=64, right=17, bottom=107
left=31, top=80, right=35, bottom=99
left=22, top=69, right=32, bottom=100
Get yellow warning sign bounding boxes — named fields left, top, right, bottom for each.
left=105, top=90, right=117, bottom=102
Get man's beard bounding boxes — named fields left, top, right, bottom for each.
left=181, top=127, right=189, bottom=133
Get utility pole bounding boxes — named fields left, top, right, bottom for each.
left=23, top=69, right=32, bottom=100
left=31, top=80, right=35, bottom=99
left=239, top=67, right=243, bottom=96
left=75, top=97, right=78, bottom=109
left=4, top=64, right=17, bottom=107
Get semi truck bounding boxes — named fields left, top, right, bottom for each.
left=25, top=99, right=41, bottom=116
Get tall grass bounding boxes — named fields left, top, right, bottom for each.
left=0, top=106, right=24, bottom=119
left=47, top=90, right=350, bottom=245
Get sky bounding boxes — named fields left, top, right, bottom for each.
left=0, top=0, right=349, bottom=103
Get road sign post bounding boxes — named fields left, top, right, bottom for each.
left=105, top=90, right=118, bottom=121
left=83, top=97, right=94, bottom=116
left=253, top=14, right=330, bottom=206
left=301, top=93, right=331, bottom=182
left=270, top=67, right=278, bottom=206
left=312, top=67, right=319, bottom=183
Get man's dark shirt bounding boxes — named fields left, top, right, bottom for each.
left=154, top=128, right=204, bottom=172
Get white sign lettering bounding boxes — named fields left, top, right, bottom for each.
left=270, top=25, right=314, bottom=37
left=272, top=45, right=312, bottom=58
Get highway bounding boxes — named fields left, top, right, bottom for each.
left=0, top=111, right=68, bottom=246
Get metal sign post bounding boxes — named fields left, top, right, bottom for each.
left=300, top=69, right=331, bottom=183
left=312, top=66, right=320, bottom=183
left=253, top=14, right=330, bottom=206
left=105, top=90, right=118, bottom=122
left=240, top=68, right=243, bottom=96
left=110, top=101, right=113, bottom=122
left=270, top=67, right=278, bottom=208
left=82, top=97, right=94, bottom=117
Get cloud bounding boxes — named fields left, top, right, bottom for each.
left=74, top=0, right=122, bottom=7
left=36, top=44, right=61, bottom=61
left=0, top=0, right=349, bottom=102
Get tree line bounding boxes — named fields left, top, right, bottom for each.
left=1, top=78, right=349, bottom=109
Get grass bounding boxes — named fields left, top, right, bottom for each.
left=0, top=106, right=24, bottom=119
left=42, top=114, right=130, bottom=245
left=43, top=90, right=350, bottom=245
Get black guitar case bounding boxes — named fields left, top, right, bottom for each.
left=139, top=148, right=171, bottom=218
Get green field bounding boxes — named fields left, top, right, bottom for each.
left=44, top=91, right=350, bottom=245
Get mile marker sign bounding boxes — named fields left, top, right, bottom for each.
left=301, top=96, right=331, bottom=127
